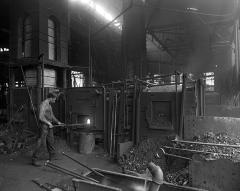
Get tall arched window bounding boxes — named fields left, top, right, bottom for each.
left=48, top=17, right=57, bottom=60
left=23, top=16, right=32, bottom=57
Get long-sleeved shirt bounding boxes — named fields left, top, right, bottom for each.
left=39, top=99, right=59, bottom=126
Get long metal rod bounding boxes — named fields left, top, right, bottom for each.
left=62, top=152, right=105, bottom=177
left=41, top=54, right=44, bottom=101
left=235, top=10, right=239, bottom=85
left=172, top=139, right=240, bottom=148
left=45, top=161, right=99, bottom=183
left=175, top=71, right=179, bottom=135
left=103, top=86, right=107, bottom=151
left=88, top=23, right=92, bottom=85
left=163, top=146, right=230, bottom=156
left=112, top=93, right=117, bottom=158
left=160, top=148, right=191, bottom=160
left=46, top=162, right=85, bottom=179
left=53, top=123, right=86, bottom=127
left=20, top=66, right=40, bottom=129
left=109, top=93, right=114, bottom=156
left=32, top=179, right=52, bottom=191
left=179, top=73, right=186, bottom=138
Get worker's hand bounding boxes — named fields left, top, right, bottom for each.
left=48, top=123, right=53, bottom=128
left=57, top=121, right=64, bottom=126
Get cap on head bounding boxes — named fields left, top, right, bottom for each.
left=47, top=92, right=58, bottom=99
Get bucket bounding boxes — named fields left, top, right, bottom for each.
left=78, top=132, right=95, bottom=154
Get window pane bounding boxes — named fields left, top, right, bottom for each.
left=48, top=18, right=56, bottom=60
left=48, top=36, right=55, bottom=43
left=48, top=44, right=55, bottom=60
left=25, top=33, right=32, bottom=40
left=48, top=19, right=54, bottom=28
left=48, top=28, right=55, bottom=37
left=25, top=25, right=32, bottom=33
left=23, top=16, right=32, bottom=57
left=24, top=40, right=32, bottom=57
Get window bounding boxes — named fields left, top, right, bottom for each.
left=0, top=48, right=9, bottom=52
left=203, top=72, right=215, bottom=91
left=48, top=18, right=57, bottom=60
left=23, top=16, right=32, bottom=57
left=71, top=71, right=85, bottom=87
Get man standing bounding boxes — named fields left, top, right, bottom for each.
left=32, top=92, right=63, bottom=166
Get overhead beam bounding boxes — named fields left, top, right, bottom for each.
left=148, top=31, right=176, bottom=58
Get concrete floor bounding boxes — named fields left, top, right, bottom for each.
left=0, top=140, right=120, bottom=191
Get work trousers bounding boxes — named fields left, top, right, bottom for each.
left=32, top=123, right=56, bottom=160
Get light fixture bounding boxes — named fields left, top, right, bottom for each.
left=69, top=0, right=121, bottom=30
left=86, top=118, right=91, bottom=125
left=186, top=7, right=198, bottom=11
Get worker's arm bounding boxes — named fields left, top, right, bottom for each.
left=52, top=112, right=62, bottom=125
left=39, top=102, right=53, bottom=128
left=50, top=106, right=64, bottom=126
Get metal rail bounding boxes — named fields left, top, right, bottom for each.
left=163, top=146, right=230, bottom=156
left=172, top=139, right=240, bottom=148
left=45, top=161, right=99, bottom=183
left=160, top=148, right=191, bottom=160
left=62, top=152, right=105, bottom=177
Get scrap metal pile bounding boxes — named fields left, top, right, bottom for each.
left=119, top=132, right=240, bottom=186
left=0, top=123, right=36, bottom=154
left=172, top=132, right=240, bottom=162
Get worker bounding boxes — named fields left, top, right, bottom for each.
left=32, top=92, right=64, bottom=167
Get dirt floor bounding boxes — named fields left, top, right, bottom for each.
left=0, top=138, right=120, bottom=191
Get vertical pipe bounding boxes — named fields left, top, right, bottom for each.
left=102, top=86, right=107, bottom=152
left=179, top=73, right=186, bottom=138
left=8, top=61, right=10, bottom=121
left=195, top=79, right=199, bottom=116
left=63, top=69, right=67, bottom=88
left=9, top=67, right=15, bottom=120
left=135, top=85, right=140, bottom=144
left=123, top=82, right=126, bottom=129
left=37, top=65, right=42, bottom=109
left=201, top=78, right=205, bottom=116
left=235, top=7, right=239, bottom=86
left=132, top=78, right=137, bottom=143
left=42, top=55, right=44, bottom=100
left=88, top=23, right=92, bottom=86
left=175, top=71, right=178, bottom=132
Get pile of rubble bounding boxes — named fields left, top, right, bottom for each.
left=165, top=168, right=189, bottom=186
left=175, top=132, right=240, bottom=162
left=118, top=137, right=190, bottom=185
left=118, top=138, right=168, bottom=174
left=119, top=132, right=240, bottom=186
left=0, top=123, right=36, bottom=154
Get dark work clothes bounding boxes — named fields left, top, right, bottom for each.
left=32, top=123, right=56, bottom=160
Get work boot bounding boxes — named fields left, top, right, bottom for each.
left=32, top=159, right=42, bottom=167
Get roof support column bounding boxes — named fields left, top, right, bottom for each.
left=122, top=0, right=146, bottom=79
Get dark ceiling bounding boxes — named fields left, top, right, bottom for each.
left=144, top=0, right=237, bottom=68
left=0, top=0, right=9, bottom=47
left=0, top=0, right=237, bottom=71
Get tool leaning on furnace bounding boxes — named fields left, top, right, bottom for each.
left=32, top=92, right=65, bottom=167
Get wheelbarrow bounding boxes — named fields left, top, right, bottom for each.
left=73, top=167, right=161, bottom=191
left=46, top=153, right=207, bottom=191
left=72, top=168, right=208, bottom=191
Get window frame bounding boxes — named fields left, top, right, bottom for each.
left=48, top=17, right=58, bottom=61
left=22, top=15, right=33, bottom=57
